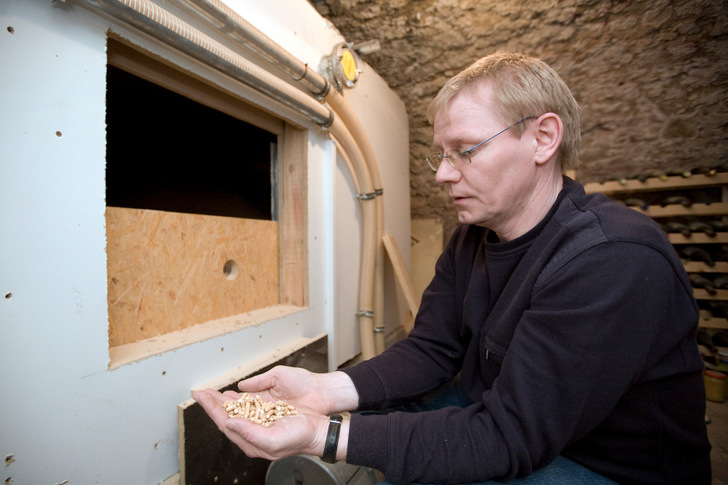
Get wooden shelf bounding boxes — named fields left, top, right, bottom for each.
left=668, top=232, right=728, bottom=244
left=693, top=288, right=728, bottom=300
left=628, top=202, right=728, bottom=218
left=583, top=172, right=728, bottom=195
left=698, top=317, right=728, bottom=330
left=683, top=261, right=728, bottom=273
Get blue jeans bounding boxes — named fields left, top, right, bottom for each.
left=372, top=381, right=617, bottom=485
left=376, top=455, right=618, bottom=484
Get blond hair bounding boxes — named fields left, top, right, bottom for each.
left=427, top=52, right=581, bottom=170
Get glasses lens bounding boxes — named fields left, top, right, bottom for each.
left=425, top=152, right=442, bottom=171
left=450, top=152, right=466, bottom=167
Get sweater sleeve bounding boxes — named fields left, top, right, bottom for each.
left=343, top=241, right=700, bottom=484
left=341, top=225, right=476, bottom=409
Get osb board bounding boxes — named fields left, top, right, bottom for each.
left=107, top=207, right=280, bottom=347
left=411, top=218, right=443, bottom=300
left=178, top=335, right=328, bottom=485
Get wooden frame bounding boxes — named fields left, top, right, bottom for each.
left=106, top=39, right=308, bottom=367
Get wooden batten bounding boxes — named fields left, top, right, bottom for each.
left=279, top=124, right=308, bottom=307
left=106, top=207, right=280, bottom=347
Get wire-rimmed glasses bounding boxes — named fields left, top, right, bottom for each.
left=425, top=116, right=535, bottom=172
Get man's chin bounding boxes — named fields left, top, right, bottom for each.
left=456, top=212, right=470, bottom=224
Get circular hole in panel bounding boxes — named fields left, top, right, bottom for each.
left=223, top=259, right=239, bottom=280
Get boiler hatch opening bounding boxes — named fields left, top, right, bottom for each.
left=105, top=64, right=278, bottom=221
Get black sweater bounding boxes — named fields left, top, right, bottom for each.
left=342, top=177, right=711, bottom=484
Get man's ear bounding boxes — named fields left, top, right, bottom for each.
left=533, top=113, right=563, bottom=166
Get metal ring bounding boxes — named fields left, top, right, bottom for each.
left=293, top=63, right=308, bottom=81
left=356, top=192, right=376, bottom=200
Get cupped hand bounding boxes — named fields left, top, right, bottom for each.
left=193, top=387, right=328, bottom=461
left=236, top=365, right=337, bottom=416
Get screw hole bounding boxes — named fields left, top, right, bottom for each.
left=223, top=260, right=239, bottom=280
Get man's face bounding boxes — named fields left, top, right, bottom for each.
left=432, top=84, right=539, bottom=236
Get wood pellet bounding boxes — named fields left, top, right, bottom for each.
left=223, top=392, right=298, bottom=427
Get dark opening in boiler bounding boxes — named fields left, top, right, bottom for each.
left=105, top=64, right=277, bottom=220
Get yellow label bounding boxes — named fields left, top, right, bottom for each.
left=341, top=50, right=357, bottom=81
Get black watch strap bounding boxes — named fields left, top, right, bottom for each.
left=321, top=414, right=343, bottom=463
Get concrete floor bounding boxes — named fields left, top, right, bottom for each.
left=708, top=399, right=728, bottom=484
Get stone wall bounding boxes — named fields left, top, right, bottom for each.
left=310, top=0, right=728, bottom=239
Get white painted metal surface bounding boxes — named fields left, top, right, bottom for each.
left=0, top=0, right=410, bottom=483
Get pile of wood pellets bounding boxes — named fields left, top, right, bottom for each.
left=223, top=392, right=298, bottom=427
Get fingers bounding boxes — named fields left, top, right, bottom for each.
left=194, top=387, right=323, bottom=462
left=224, top=412, right=314, bottom=461
left=193, top=388, right=224, bottom=408
left=193, top=389, right=229, bottom=427
left=221, top=389, right=242, bottom=400
left=237, top=368, right=278, bottom=393
left=221, top=417, right=272, bottom=457
left=193, top=389, right=275, bottom=458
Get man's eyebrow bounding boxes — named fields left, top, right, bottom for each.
left=434, top=133, right=481, bottom=150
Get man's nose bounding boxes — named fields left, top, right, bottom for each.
left=435, top=160, right=461, bottom=184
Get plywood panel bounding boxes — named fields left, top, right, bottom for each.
left=107, top=207, right=280, bottom=347
left=411, top=218, right=443, bottom=299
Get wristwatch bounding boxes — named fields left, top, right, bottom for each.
left=321, top=414, right=343, bottom=463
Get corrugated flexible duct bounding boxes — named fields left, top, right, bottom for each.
left=326, top=93, right=387, bottom=356
left=68, top=0, right=385, bottom=358
left=70, top=0, right=335, bottom=125
left=182, top=0, right=330, bottom=98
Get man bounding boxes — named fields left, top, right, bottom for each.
left=195, top=52, right=711, bottom=484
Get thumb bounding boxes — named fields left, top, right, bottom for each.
left=225, top=418, right=240, bottom=433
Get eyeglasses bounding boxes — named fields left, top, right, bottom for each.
left=425, top=116, right=535, bottom=172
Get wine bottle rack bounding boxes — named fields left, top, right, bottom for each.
left=583, top=170, right=728, bottom=331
